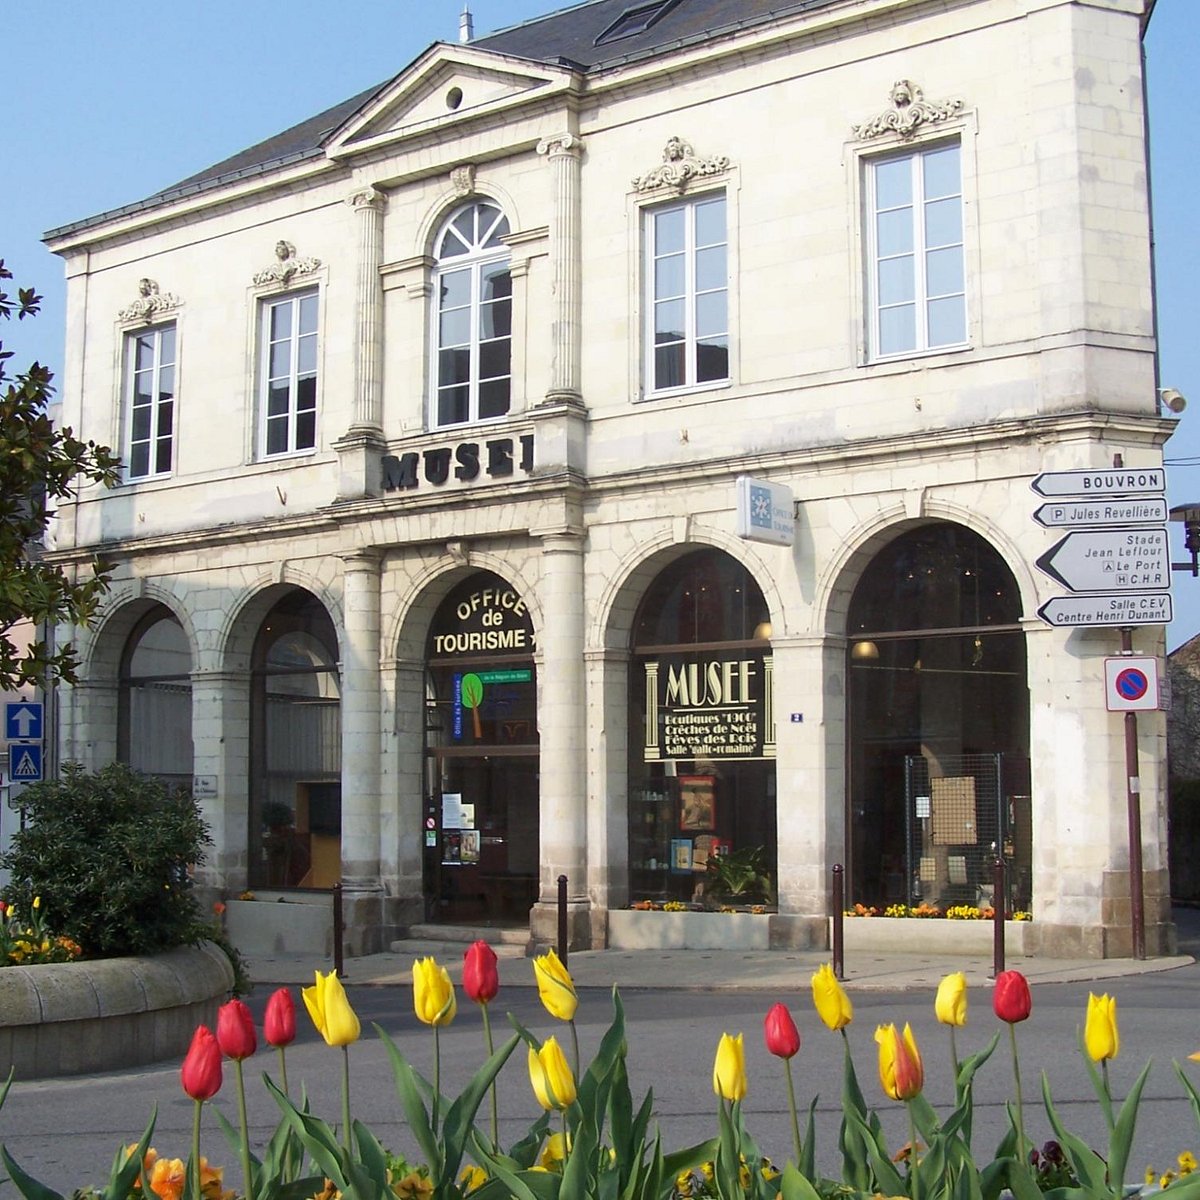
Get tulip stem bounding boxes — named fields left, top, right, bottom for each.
left=481, top=1002, right=498, bottom=1151
left=341, top=1044, right=352, bottom=1155
left=277, top=1045, right=289, bottom=1099
left=234, top=1059, right=255, bottom=1200
left=561, top=1111, right=570, bottom=1172
left=907, top=1102, right=920, bottom=1200
left=949, top=1026, right=960, bottom=1094
left=783, top=1057, right=803, bottom=1166
left=1007, top=1023, right=1029, bottom=1173
left=569, top=1018, right=580, bottom=1083
left=190, top=1099, right=203, bottom=1200
left=433, top=1025, right=442, bottom=1134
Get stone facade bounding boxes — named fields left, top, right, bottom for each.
left=43, top=0, right=1171, bottom=956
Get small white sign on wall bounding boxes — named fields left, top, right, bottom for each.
left=736, top=476, right=795, bottom=546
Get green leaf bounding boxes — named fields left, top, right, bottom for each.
left=779, top=1162, right=823, bottom=1200
left=1041, top=1073, right=1111, bottom=1195
left=1077, top=1025, right=1116, bottom=1132
left=374, top=1025, right=442, bottom=1179
left=1106, top=1058, right=1153, bottom=1190
left=101, top=1108, right=157, bottom=1200
left=439, top=1032, right=521, bottom=1185
left=0, top=1146, right=66, bottom=1200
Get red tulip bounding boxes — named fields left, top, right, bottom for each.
left=463, top=940, right=500, bottom=1004
left=181, top=1025, right=223, bottom=1100
left=264, top=987, right=296, bottom=1048
left=216, top=998, right=257, bottom=1061
left=763, top=1002, right=801, bottom=1059
left=993, top=970, right=1032, bottom=1024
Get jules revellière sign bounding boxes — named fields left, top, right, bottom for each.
left=643, top=651, right=775, bottom=761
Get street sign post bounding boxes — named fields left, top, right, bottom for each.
left=1035, top=527, right=1170, bottom=592
left=1036, top=593, right=1173, bottom=627
left=1032, top=498, right=1168, bottom=528
left=1031, top=468, right=1166, bottom=497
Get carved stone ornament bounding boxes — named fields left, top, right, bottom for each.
left=633, top=137, right=730, bottom=194
left=346, top=185, right=386, bottom=211
left=252, top=240, right=321, bottom=287
left=853, top=80, right=964, bottom=142
left=118, top=278, right=181, bottom=323
left=536, top=132, right=581, bottom=158
left=450, top=164, right=476, bottom=197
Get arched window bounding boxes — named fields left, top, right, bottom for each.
left=846, top=523, right=1030, bottom=913
left=432, top=201, right=512, bottom=428
left=118, top=606, right=193, bottom=791
left=249, top=590, right=341, bottom=889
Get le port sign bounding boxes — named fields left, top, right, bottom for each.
left=1035, top=528, right=1170, bottom=593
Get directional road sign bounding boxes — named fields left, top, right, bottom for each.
left=1035, top=527, right=1170, bottom=592
left=1037, top=593, right=1173, bottom=627
left=8, top=743, right=42, bottom=782
left=1104, top=656, right=1160, bottom=711
left=1032, top=498, right=1168, bottom=528
left=1030, top=468, right=1166, bottom=498
left=4, top=701, right=43, bottom=742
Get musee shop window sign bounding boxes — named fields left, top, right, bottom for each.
left=382, top=432, right=534, bottom=492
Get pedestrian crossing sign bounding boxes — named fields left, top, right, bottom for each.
left=9, top=744, right=42, bottom=782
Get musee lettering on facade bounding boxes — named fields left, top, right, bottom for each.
left=382, top=433, right=535, bottom=493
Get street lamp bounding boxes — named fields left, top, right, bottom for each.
left=1170, top=503, right=1200, bottom=576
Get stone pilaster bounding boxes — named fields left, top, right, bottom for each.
left=531, top=532, right=590, bottom=946
left=339, top=550, right=384, bottom=949
left=335, top=186, right=387, bottom=500
left=535, top=134, right=584, bottom=410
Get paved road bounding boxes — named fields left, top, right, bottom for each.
left=6, top=924, right=1200, bottom=1194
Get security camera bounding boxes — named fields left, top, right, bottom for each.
left=1161, top=387, right=1187, bottom=413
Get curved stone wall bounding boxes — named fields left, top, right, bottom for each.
left=0, top=942, right=235, bottom=1079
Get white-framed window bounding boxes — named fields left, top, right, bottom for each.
left=260, top=290, right=318, bottom=457
left=644, top=191, right=728, bottom=394
left=866, top=141, right=965, bottom=359
left=432, top=201, right=512, bottom=429
left=124, top=323, right=176, bottom=480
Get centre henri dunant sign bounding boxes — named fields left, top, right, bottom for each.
left=382, top=433, right=535, bottom=492
left=642, top=651, right=775, bottom=761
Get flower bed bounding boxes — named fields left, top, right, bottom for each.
left=835, top=914, right=1031, bottom=956
left=609, top=907, right=772, bottom=949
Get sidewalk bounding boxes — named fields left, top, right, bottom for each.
left=244, top=940, right=1195, bottom=993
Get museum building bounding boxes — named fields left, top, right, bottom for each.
left=43, top=0, right=1173, bottom=956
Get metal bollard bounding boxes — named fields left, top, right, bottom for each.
left=991, top=858, right=1005, bottom=979
left=832, top=863, right=845, bottom=980
left=333, top=882, right=345, bottom=979
left=557, top=874, right=568, bottom=967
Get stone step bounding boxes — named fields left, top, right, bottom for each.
left=394, top=924, right=531, bottom=953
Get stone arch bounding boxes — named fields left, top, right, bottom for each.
left=591, top=524, right=785, bottom=653
left=83, top=583, right=197, bottom=680
left=414, top=180, right=522, bottom=259
left=812, top=498, right=1039, bottom=639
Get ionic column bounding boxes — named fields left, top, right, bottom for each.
left=535, top=134, right=583, bottom=407
left=340, top=550, right=383, bottom=890
left=346, top=186, right=387, bottom=432
left=535, top=533, right=588, bottom=935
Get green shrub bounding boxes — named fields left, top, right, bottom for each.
left=0, top=761, right=212, bottom=958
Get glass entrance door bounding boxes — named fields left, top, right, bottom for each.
left=428, top=753, right=539, bottom=924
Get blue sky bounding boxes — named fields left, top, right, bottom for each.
left=3, top=0, right=1197, bottom=645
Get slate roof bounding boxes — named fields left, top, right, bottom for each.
left=45, top=0, right=836, bottom=241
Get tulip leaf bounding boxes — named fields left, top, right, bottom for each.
left=780, top=1163, right=822, bottom=1200
left=351, top=1119, right=390, bottom=1190
left=1040, top=1073, right=1110, bottom=1195
left=661, top=1137, right=718, bottom=1180
left=1076, top=1026, right=1116, bottom=1132
left=0, top=1146, right=66, bottom=1200
left=374, top=1026, right=443, bottom=1180
left=799, top=1095, right=817, bottom=1182
left=842, top=1103, right=904, bottom=1196
left=1175, top=1059, right=1200, bottom=1132
left=1106, top=1057, right=1152, bottom=1191
left=263, top=1077, right=348, bottom=1191
left=100, top=1108, right=156, bottom=1200
left=440, top=1032, right=520, bottom=1186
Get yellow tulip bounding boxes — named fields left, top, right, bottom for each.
left=301, top=969, right=361, bottom=1046
left=459, top=1166, right=487, bottom=1194
left=875, top=1022, right=924, bottom=1101
left=1084, top=992, right=1119, bottom=1062
left=412, top=957, right=457, bottom=1027
left=934, top=971, right=967, bottom=1027
left=712, top=1031, right=748, bottom=1101
left=528, top=1036, right=577, bottom=1110
left=540, top=1132, right=571, bottom=1169
left=811, top=963, right=853, bottom=1031
left=533, top=948, right=578, bottom=1021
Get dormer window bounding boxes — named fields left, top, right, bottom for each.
left=594, top=0, right=681, bottom=45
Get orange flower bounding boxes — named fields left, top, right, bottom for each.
left=149, top=1157, right=186, bottom=1200
left=124, top=1144, right=158, bottom=1188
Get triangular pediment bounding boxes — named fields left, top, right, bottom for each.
left=326, top=44, right=576, bottom=159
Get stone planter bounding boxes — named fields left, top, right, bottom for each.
left=608, top=909, right=772, bottom=950
left=224, top=894, right=334, bottom=957
left=0, top=941, right=235, bottom=1079
left=836, top=916, right=1030, bottom=956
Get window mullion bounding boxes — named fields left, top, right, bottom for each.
left=685, top=206, right=697, bottom=387
left=912, top=154, right=930, bottom=351
left=289, top=297, right=301, bottom=452
left=469, top=261, right=481, bottom=423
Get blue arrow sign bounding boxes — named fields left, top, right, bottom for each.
left=9, top=743, right=42, bottom=782
left=5, top=701, right=43, bottom=742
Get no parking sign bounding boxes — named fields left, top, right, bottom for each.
left=1104, top=657, right=1160, bottom=712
